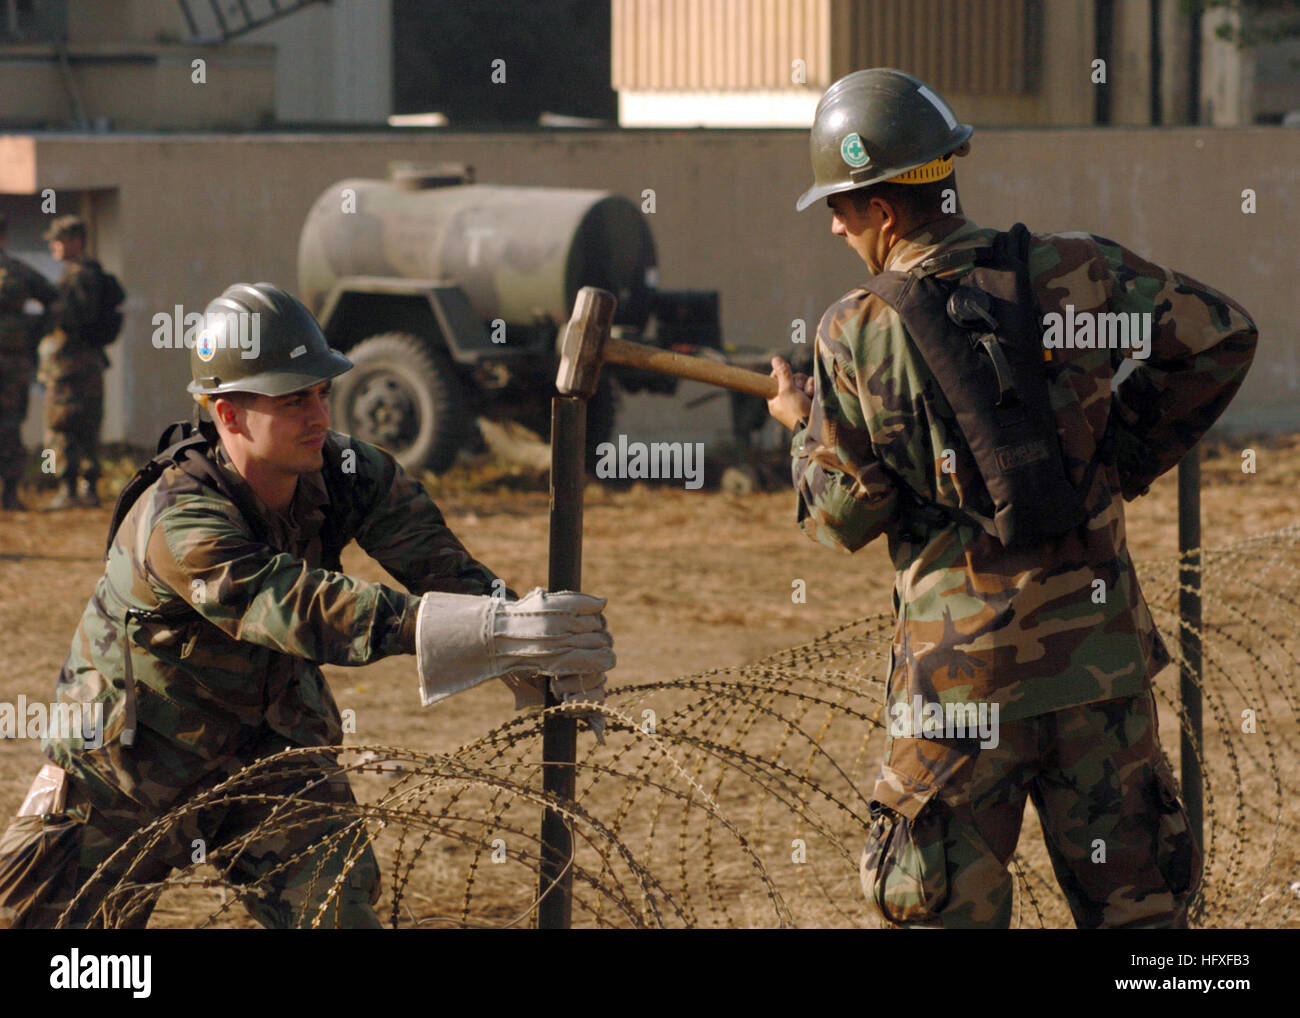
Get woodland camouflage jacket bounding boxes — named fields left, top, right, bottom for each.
left=42, top=431, right=503, bottom=811
left=0, top=250, right=57, bottom=357
left=793, top=214, right=1258, bottom=723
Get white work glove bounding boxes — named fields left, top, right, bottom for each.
left=416, top=587, right=614, bottom=707
left=503, top=670, right=608, bottom=743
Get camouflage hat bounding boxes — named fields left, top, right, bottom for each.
left=43, top=214, right=86, bottom=241
left=795, top=68, right=973, bottom=212
left=187, top=282, right=352, bottom=398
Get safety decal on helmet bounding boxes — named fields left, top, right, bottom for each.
left=840, top=132, right=869, bottom=168
left=196, top=330, right=217, bottom=362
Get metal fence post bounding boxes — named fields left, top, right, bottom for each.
left=1178, top=443, right=1204, bottom=855
left=537, top=395, right=584, bottom=929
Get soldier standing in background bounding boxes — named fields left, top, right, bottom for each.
left=39, top=215, right=112, bottom=509
left=0, top=215, right=59, bottom=511
left=767, top=69, right=1257, bottom=928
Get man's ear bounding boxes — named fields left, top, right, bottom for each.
left=211, top=396, right=241, bottom=433
left=872, top=196, right=902, bottom=237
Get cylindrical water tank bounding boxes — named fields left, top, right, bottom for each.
left=298, top=179, right=658, bottom=330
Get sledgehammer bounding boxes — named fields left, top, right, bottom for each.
left=556, top=296, right=779, bottom=401
left=541, top=288, right=776, bottom=928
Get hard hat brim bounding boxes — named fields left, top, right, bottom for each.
left=187, top=347, right=353, bottom=397
left=796, top=178, right=869, bottom=213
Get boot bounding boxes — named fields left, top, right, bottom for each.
left=0, top=477, right=25, bottom=511
left=77, top=477, right=100, bottom=508
left=47, top=478, right=80, bottom=510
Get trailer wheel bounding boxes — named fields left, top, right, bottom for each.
left=331, top=332, right=466, bottom=474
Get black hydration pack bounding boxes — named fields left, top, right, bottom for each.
left=105, top=419, right=350, bottom=569
left=85, top=269, right=126, bottom=348
left=858, top=223, right=1110, bottom=549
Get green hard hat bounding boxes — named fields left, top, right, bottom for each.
left=187, top=282, right=352, bottom=397
left=795, top=68, right=973, bottom=212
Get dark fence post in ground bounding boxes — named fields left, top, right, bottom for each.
left=1178, top=443, right=1204, bottom=854
left=538, top=395, right=585, bottom=929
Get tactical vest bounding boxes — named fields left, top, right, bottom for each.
left=104, top=420, right=352, bottom=747
left=105, top=419, right=350, bottom=567
left=858, top=223, right=1112, bottom=549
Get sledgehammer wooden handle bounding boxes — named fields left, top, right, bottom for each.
left=605, top=336, right=779, bottom=399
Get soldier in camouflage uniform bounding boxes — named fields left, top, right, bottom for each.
left=769, top=69, right=1257, bottom=928
left=0, top=214, right=59, bottom=510
left=38, top=215, right=109, bottom=509
left=0, top=282, right=613, bottom=928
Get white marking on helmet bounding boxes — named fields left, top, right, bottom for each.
left=917, top=85, right=958, bottom=130
left=290, top=344, right=307, bottom=359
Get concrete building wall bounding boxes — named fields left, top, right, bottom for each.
left=3, top=127, right=1294, bottom=449
left=1, top=1, right=386, bottom=131
left=66, top=1, right=190, bottom=43
left=244, top=0, right=393, bottom=124
left=0, top=43, right=276, bottom=130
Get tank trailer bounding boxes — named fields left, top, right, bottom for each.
left=298, top=165, right=726, bottom=473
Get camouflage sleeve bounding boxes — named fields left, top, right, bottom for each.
left=1094, top=236, right=1259, bottom=498
left=345, top=438, right=508, bottom=598
left=146, top=499, right=417, bottom=664
left=792, top=295, right=901, bottom=552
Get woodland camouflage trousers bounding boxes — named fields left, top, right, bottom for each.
left=42, top=363, right=103, bottom=487
left=861, top=692, right=1202, bottom=928
left=0, top=737, right=381, bottom=929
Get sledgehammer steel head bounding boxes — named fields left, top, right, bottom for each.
left=556, top=286, right=617, bottom=399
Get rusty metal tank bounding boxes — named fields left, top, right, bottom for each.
left=297, top=176, right=658, bottom=330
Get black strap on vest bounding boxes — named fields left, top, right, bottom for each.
left=858, top=224, right=1111, bottom=549
left=105, top=419, right=349, bottom=570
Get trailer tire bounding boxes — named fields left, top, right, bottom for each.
left=331, top=332, right=466, bottom=474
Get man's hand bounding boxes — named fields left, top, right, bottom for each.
left=504, top=670, right=608, bottom=743
left=416, top=587, right=614, bottom=707
left=767, top=356, right=814, bottom=431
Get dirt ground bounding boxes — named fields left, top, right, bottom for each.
left=1, top=432, right=1298, bottom=927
